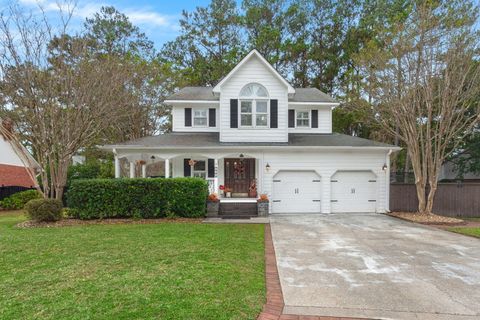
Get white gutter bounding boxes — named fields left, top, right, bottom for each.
left=288, top=102, right=340, bottom=106
left=385, top=149, right=394, bottom=213
left=164, top=100, right=219, bottom=104
left=99, top=145, right=402, bottom=151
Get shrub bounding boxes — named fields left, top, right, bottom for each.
left=66, top=177, right=208, bottom=219
left=0, top=189, right=42, bottom=210
left=25, top=198, right=63, bottom=222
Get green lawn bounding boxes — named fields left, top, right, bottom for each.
left=448, top=227, right=480, bottom=238
left=0, top=211, right=265, bottom=320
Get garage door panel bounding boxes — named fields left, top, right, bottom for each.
left=272, top=171, right=322, bottom=214
left=331, top=171, right=377, bottom=213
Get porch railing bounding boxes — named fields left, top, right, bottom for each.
left=206, top=178, right=218, bottom=194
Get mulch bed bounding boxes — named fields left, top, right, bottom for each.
left=386, top=211, right=464, bottom=226
left=16, top=217, right=204, bottom=228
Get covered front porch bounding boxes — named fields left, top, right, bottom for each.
left=112, top=150, right=264, bottom=200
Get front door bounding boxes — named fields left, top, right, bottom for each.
left=224, top=158, right=255, bottom=197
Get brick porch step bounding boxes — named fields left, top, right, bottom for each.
left=219, top=202, right=258, bottom=217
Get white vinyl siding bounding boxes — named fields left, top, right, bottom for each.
left=218, top=55, right=288, bottom=142
left=172, top=105, right=219, bottom=132
left=169, top=149, right=388, bottom=214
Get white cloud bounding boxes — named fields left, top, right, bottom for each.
left=18, top=0, right=178, bottom=30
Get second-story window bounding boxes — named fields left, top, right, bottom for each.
left=193, top=109, right=207, bottom=127
left=296, top=111, right=310, bottom=127
left=239, top=83, right=269, bottom=128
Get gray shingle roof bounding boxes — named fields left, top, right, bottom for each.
left=165, top=86, right=336, bottom=103
left=289, top=88, right=336, bottom=103
left=106, top=132, right=396, bottom=149
left=166, top=86, right=218, bottom=101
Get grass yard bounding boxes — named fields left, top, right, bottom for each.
left=447, top=217, right=480, bottom=239
left=448, top=227, right=480, bottom=238
left=0, top=211, right=265, bottom=320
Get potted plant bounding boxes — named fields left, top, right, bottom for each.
left=248, top=179, right=257, bottom=198
left=206, top=193, right=220, bottom=217
left=257, top=194, right=269, bottom=217
left=224, top=187, right=232, bottom=198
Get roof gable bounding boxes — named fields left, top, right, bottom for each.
left=213, top=49, right=295, bottom=94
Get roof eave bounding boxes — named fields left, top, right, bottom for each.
left=100, top=145, right=402, bottom=151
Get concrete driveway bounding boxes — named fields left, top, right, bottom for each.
left=270, top=213, right=480, bottom=320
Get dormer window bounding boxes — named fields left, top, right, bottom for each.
left=239, top=83, right=269, bottom=128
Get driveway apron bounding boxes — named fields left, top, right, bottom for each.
left=270, top=213, right=480, bottom=320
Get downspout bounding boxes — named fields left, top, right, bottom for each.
left=385, top=149, right=393, bottom=213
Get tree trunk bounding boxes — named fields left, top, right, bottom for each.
left=414, top=179, right=427, bottom=213
left=404, top=151, right=410, bottom=183
left=425, top=181, right=437, bottom=214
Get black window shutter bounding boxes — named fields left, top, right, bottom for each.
left=209, top=108, right=216, bottom=127
left=288, top=109, right=295, bottom=128
left=184, top=159, right=191, bottom=177
left=312, top=110, right=318, bottom=128
left=270, top=99, right=278, bottom=128
left=184, top=108, right=192, bottom=127
left=230, top=99, right=238, bottom=128
left=207, top=159, right=215, bottom=178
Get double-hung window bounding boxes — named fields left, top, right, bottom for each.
left=239, top=83, right=269, bottom=128
left=296, top=111, right=310, bottom=127
left=192, top=160, right=206, bottom=178
left=193, top=109, right=207, bottom=127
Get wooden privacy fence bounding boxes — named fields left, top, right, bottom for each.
left=390, top=183, right=480, bottom=217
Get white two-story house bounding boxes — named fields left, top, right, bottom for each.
left=103, top=50, right=400, bottom=215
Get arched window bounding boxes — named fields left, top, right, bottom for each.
left=239, top=83, right=269, bottom=127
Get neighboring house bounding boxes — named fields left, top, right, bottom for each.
left=439, top=157, right=480, bottom=182
left=0, top=119, right=40, bottom=188
left=102, top=50, right=400, bottom=214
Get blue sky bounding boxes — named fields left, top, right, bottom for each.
left=0, top=0, right=217, bottom=49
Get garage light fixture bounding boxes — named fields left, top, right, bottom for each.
left=265, top=163, right=271, bottom=172
left=382, top=163, right=387, bottom=171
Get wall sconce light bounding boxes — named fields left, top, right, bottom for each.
left=150, top=155, right=155, bottom=163
left=265, top=163, right=271, bottom=172
left=239, top=153, right=244, bottom=158
left=382, top=163, right=388, bottom=171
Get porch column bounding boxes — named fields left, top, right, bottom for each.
left=214, top=158, right=219, bottom=193
left=129, top=162, right=135, bottom=178
left=165, top=159, right=170, bottom=178
left=114, top=155, right=120, bottom=178
left=141, top=164, right=147, bottom=178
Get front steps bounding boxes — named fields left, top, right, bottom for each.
left=219, top=201, right=258, bottom=218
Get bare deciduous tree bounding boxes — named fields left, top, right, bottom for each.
left=0, top=4, right=136, bottom=199
left=358, top=1, right=480, bottom=214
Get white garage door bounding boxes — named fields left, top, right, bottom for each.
left=272, top=171, right=322, bottom=213
left=331, top=171, right=377, bottom=213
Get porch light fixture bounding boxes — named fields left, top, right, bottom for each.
left=150, top=155, right=155, bottom=163
left=382, top=163, right=388, bottom=171
left=265, top=163, right=271, bottom=172
left=239, top=153, right=244, bottom=158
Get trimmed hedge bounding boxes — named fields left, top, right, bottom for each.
left=66, top=178, right=208, bottom=219
left=0, top=189, right=42, bottom=210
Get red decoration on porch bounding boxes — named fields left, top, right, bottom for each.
left=188, top=159, right=197, bottom=167
left=219, top=185, right=225, bottom=190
